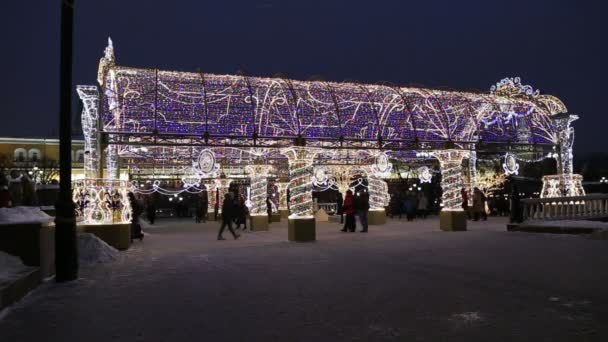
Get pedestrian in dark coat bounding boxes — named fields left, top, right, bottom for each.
left=336, top=192, right=344, bottom=223
left=357, top=191, right=370, bottom=232
left=128, top=192, right=144, bottom=241
left=235, top=196, right=248, bottom=230
left=218, top=193, right=239, bottom=240
left=510, top=185, right=523, bottom=223
left=340, top=190, right=357, bottom=232
left=266, top=196, right=273, bottom=222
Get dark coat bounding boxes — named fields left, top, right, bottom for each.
left=343, top=194, right=356, bottom=215
left=221, top=198, right=233, bottom=222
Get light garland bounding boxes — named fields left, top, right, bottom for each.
left=73, top=179, right=131, bottom=224
left=433, top=150, right=469, bottom=210
left=281, top=147, right=319, bottom=217
left=245, top=165, right=273, bottom=215
left=76, top=86, right=100, bottom=179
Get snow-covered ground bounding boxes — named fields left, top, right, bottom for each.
left=77, top=233, right=120, bottom=267
left=0, top=251, right=32, bottom=285
left=0, top=207, right=54, bottom=225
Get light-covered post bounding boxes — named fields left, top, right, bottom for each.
left=550, top=113, right=585, bottom=197
left=76, top=85, right=101, bottom=179
left=433, top=150, right=470, bottom=231
left=245, top=165, right=273, bottom=231
left=277, top=181, right=290, bottom=218
left=281, top=147, right=319, bottom=241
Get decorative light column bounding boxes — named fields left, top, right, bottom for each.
left=364, top=155, right=391, bottom=225
left=280, top=147, right=320, bottom=241
left=76, top=85, right=101, bottom=179
left=277, top=182, right=290, bottom=218
left=245, top=164, right=273, bottom=231
left=433, top=150, right=470, bottom=231
left=543, top=113, right=585, bottom=197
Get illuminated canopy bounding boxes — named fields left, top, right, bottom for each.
left=100, top=62, right=563, bottom=152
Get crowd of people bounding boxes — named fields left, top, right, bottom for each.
left=338, top=189, right=370, bottom=233
left=388, top=191, right=430, bottom=221
left=0, top=170, right=39, bottom=208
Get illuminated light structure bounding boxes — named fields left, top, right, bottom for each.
left=77, top=39, right=582, bottom=229
left=245, top=164, right=273, bottom=230
left=72, top=179, right=131, bottom=225
left=432, top=150, right=470, bottom=231
left=76, top=86, right=101, bottom=179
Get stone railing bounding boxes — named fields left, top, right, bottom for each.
left=522, top=194, right=608, bottom=221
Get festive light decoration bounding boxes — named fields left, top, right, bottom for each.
left=502, top=153, right=520, bottom=175
left=76, top=41, right=588, bottom=225
left=281, top=147, right=319, bottom=217
left=432, top=150, right=469, bottom=210
left=418, top=166, right=433, bottom=183
left=244, top=165, right=273, bottom=215
left=73, top=179, right=131, bottom=224
left=76, top=86, right=101, bottom=179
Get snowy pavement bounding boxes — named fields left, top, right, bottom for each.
left=1, top=216, right=608, bottom=341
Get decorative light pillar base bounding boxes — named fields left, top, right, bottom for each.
left=249, top=215, right=269, bottom=231
left=288, top=217, right=316, bottom=242
left=270, top=214, right=281, bottom=222
left=368, top=209, right=387, bottom=225
left=77, top=223, right=131, bottom=250
left=279, top=209, right=290, bottom=218
left=439, top=210, right=467, bottom=231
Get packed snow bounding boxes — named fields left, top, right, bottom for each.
left=0, top=251, right=32, bottom=284
left=0, top=207, right=54, bottom=225
left=77, top=233, right=120, bottom=267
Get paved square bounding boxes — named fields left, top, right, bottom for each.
left=1, top=217, right=607, bottom=341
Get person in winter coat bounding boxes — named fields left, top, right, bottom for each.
left=509, top=185, right=523, bottom=223
left=340, top=190, right=357, bottom=232
left=21, top=174, right=37, bottom=206
left=0, top=174, right=12, bottom=208
left=416, top=192, right=428, bottom=219
left=218, top=193, right=240, bottom=240
left=128, top=192, right=144, bottom=241
left=461, top=188, right=470, bottom=219
left=357, top=191, right=370, bottom=233
left=336, top=192, right=344, bottom=223
left=473, top=187, right=487, bottom=221
left=235, top=195, right=248, bottom=230
left=8, top=171, right=23, bottom=207
left=266, top=196, right=273, bottom=223
left=146, top=194, right=157, bottom=224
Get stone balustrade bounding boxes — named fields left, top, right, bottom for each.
left=522, top=194, right=608, bottom=221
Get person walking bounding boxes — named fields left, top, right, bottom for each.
left=509, top=185, right=523, bottom=223
left=416, top=192, right=428, bottom=219
left=340, top=189, right=356, bottom=232
left=195, top=193, right=204, bottom=223
left=404, top=192, right=416, bottom=221
left=8, top=171, right=23, bottom=207
left=461, top=188, right=470, bottom=219
left=146, top=194, right=157, bottom=224
left=21, top=174, right=37, bottom=206
left=218, top=193, right=239, bottom=240
left=128, top=192, right=144, bottom=242
left=357, top=191, right=370, bottom=233
left=266, top=196, right=273, bottom=223
left=0, top=174, right=12, bottom=208
left=336, top=192, right=344, bottom=223
left=201, top=190, right=208, bottom=223
left=235, top=195, right=248, bottom=230
left=473, top=187, right=487, bottom=221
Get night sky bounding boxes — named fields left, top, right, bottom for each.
left=1, top=0, right=606, bottom=154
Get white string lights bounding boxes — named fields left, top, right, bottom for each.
left=245, top=165, right=273, bottom=215
left=432, top=150, right=469, bottom=210
left=281, top=147, right=319, bottom=218
left=73, top=179, right=131, bottom=224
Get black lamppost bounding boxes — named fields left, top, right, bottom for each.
left=55, top=0, right=78, bottom=282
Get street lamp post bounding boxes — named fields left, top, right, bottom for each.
left=55, top=0, right=78, bottom=282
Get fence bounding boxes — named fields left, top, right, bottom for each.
left=522, top=194, right=608, bottom=221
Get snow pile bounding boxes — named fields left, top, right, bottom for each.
left=0, top=207, right=54, bottom=225
left=527, top=220, right=608, bottom=229
left=78, top=233, right=119, bottom=266
left=0, top=251, right=31, bottom=284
